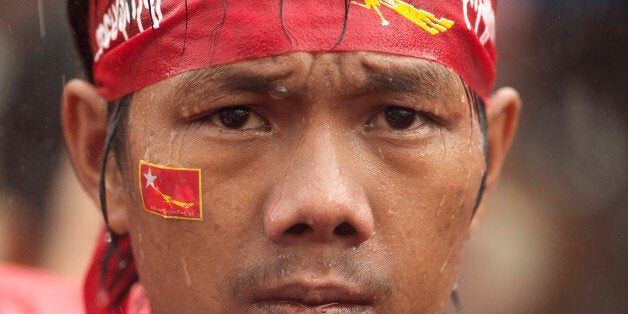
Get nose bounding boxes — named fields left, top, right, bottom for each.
left=263, top=126, right=374, bottom=246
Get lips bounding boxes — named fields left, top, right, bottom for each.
left=247, top=281, right=379, bottom=313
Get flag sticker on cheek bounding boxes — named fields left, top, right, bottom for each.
left=139, top=160, right=202, bottom=220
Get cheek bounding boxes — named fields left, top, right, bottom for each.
left=365, top=129, right=484, bottom=310
left=123, top=114, right=282, bottom=311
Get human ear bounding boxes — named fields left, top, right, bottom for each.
left=470, top=87, right=521, bottom=231
left=61, top=79, right=129, bottom=234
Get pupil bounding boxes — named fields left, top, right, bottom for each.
left=218, top=107, right=250, bottom=129
left=385, top=107, right=416, bottom=130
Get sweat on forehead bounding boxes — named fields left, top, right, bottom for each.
left=168, top=52, right=463, bottom=103
left=89, top=0, right=497, bottom=101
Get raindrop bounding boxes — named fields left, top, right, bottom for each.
left=377, top=148, right=385, bottom=160
left=104, top=232, right=112, bottom=243
left=96, top=288, right=110, bottom=306
left=269, top=86, right=288, bottom=100
left=181, top=107, right=190, bottom=118
left=37, top=0, right=46, bottom=38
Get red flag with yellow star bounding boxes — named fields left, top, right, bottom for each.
left=139, top=160, right=202, bottom=220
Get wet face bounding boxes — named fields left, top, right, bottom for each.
left=117, top=51, right=485, bottom=313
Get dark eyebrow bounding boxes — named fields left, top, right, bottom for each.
left=175, top=68, right=293, bottom=100
left=357, top=61, right=456, bottom=99
left=174, top=57, right=458, bottom=102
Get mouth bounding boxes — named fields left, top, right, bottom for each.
left=248, top=282, right=378, bottom=313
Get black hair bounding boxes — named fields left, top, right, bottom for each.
left=470, top=91, right=489, bottom=217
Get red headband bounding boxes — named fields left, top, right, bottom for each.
left=90, top=0, right=497, bottom=101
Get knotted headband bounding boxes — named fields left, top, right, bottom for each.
left=90, top=0, right=497, bottom=101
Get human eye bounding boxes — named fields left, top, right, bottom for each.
left=206, top=106, right=270, bottom=131
left=365, top=106, right=433, bottom=132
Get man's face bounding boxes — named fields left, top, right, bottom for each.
left=116, top=51, right=485, bottom=313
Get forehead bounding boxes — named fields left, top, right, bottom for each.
left=155, top=52, right=465, bottom=101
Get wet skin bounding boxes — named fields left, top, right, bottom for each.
left=63, top=51, right=520, bottom=313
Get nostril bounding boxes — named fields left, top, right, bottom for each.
left=286, top=223, right=312, bottom=235
left=333, top=222, right=357, bottom=237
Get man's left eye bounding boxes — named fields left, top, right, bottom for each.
left=367, top=106, right=431, bottom=131
left=210, top=106, right=269, bottom=130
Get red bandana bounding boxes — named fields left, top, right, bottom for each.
left=90, top=0, right=497, bottom=101
left=84, top=230, right=149, bottom=313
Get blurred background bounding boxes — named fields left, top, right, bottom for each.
left=0, top=0, right=626, bottom=313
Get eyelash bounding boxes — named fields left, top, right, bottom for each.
left=194, top=104, right=436, bottom=136
left=364, top=105, right=436, bottom=132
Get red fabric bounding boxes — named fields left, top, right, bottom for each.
left=0, top=264, right=82, bottom=313
left=84, top=229, right=146, bottom=313
left=90, top=0, right=497, bottom=101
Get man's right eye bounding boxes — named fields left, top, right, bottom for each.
left=208, top=106, right=270, bottom=131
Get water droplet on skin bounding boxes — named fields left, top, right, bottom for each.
left=175, top=126, right=190, bottom=165
left=316, top=303, right=341, bottom=310
left=269, top=86, right=288, bottom=100
left=143, top=147, right=151, bottom=160
left=167, top=131, right=177, bottom=164
left=181, top=107, right=190, bottom=118
left=438, top=128, right=447, bottom=158
left=378, top=148, right=385, bottom=160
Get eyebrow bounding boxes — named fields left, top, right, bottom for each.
left=176, top=68, right=293, bottom=101
left=356, top=61, right=455, bottom=99
left=175, top=58, right=458, bottom=101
